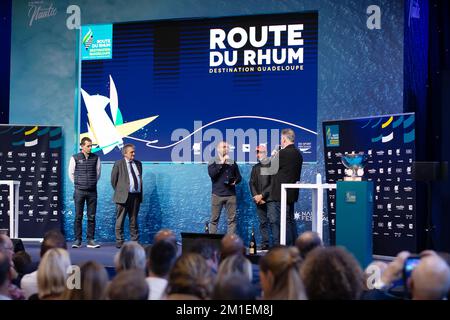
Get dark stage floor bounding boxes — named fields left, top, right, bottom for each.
left=24, top=242, right=122, bottom=268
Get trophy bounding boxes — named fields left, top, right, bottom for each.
left=336, top=152, right=370, bottom=181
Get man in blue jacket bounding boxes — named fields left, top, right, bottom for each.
left=208, top=141, right=242, bottom=234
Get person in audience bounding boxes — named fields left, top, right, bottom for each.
left=212, top=273, right=256, bottom=300
left=295, top=231, right=323, bottom=259
left=259, top=246, right=306, bottom=300
left=0, top=234, right=14, bottom=262
left=0, top=234, right=25, bottom=300
left=0, top=251, right=11, bottom=300
left=154, top=229, right=178, bottom=252
left=146, top=239, right=177, bottom=300
left=220, top=234, right=262, bottom=294
left=36, top=248, right=72, bottom=300
left=165, top=253, right=214, bottom=300
left=300, top=246, right=363, bottom=300
left=12, top=251, right=32, bottom=285
left=189, top=239, right=220, bottom=275
left=21, top=229, right=67, bottom=299
left=62, top=261, right=109, bottom=300
left=216, top=254, right=253, bottom=284
left=408, top=253, right=450, bottom=300
left=220, top=234, right=245, bottom=261
left=114, top=241, right=146, bottom=274
left=144, top=244, right=153, bottom=275
left=108, top=270, right=148, bottom=300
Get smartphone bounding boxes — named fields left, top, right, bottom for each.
left=403, top=255, right=421, bottom=283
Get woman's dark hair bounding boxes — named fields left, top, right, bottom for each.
left=300, top=246, right=364, bottom=300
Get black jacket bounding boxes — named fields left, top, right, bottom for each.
left=249, top=160, right=272, bottom=203
left=208, top=158, right=242, bottom=197
left=269, top=144, right=303, bottom=204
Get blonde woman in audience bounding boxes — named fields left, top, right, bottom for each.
left=37, top=248, right=71, bottom=300
left=165, top=253, right=214, bottom=300
left=259, top=246, right=307, bottom=300
left=114, top=241, right=146, bottom=273
left=62, top=261, right=109, bottom=300
left=216, top=254, right=253, bottom=284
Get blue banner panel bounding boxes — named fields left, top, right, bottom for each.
left=0, top=125, right=62, bottom=238
left=323, top=113, right=417, bottom=257
left=79, top=12, right=318, bottom=163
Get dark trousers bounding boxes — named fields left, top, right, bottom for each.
left=256, top=203, right=270, bottom=247
left=74, top=189, right=97, bottom=241
left=267, top=201, right=297, bottom=246
left=115, top=193, right=140, bottom=243
left=210, top=194, right=237, bottom=234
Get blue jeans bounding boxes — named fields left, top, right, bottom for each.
left=267, top=201, right=297, bottom=246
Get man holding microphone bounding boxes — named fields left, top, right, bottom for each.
left=208, top=141, right=242, bottom=234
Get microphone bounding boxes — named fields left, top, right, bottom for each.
left=271, top=145, right=281, bottom=157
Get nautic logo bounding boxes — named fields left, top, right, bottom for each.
left=325, top=125, right=340, bottom=147
left=82, top=28, right=93, bottom=51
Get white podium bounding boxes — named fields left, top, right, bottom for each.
left=0, top=180, right=20, bottom=238
left=280, top=174, right=336, bottom=245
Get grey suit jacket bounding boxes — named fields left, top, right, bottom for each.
left=111, top=158, right=143, bottom=204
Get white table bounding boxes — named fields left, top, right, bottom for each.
left=280, top=174, right=336, bottom=245
left=0, top=180, right=20, bottom=238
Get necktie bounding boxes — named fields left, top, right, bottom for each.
left=129, top=161, right=138, bottom=192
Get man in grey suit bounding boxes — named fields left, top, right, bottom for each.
left=111, top=144, right=143, bottom=248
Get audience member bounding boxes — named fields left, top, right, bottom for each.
left=36, top=248, right=72, bottom=300
left=154, top=229, right=177, bottom=246
left=21, top=229, right=67, bottom=299
left=409, top=254, right=450, bottom=300
left=166, top=253, right=214, bottom=300
left=0, top=252, right=11, bottom=300
left=12, top=251, right=32, bottom=285
left=220, top=234, right=245, bottom=261
left=301, top=246, right=363, bottom=300
left=189, top=239, right=220, bottom=275
left=114, top=241, right=146, bottom=273
left=216, top=254, right=253, bottom=284
left=0, top=234, right=25, bottom=300
left=108, top=270, right=148, bottom=300
left=62, top=261, right=109, bottom=300
left=259, top=246, right=306, bottom=300
left=295, top=231, right=323, bottom=259
left=146, top=239, right=178, bottom=300
left=212, top=273, right=256, bottom=300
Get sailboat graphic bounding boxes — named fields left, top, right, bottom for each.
left=79, top=75, right=158, bottom=154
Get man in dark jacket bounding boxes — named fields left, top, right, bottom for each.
left=267, top=129, right=303, bottom=246
left=69, top=137, right=101, bottom=248
left=111, top=144, right=143, bottom=248
left=208, top=141, right=242, bottom=234
left=249, top=145, right=271, bottom=250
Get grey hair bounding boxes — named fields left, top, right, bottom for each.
left=281, top=128, right=295, bottom=143
left=122, top=144, right=136, bottom=156
left=114, top=242, right=146, bottom=273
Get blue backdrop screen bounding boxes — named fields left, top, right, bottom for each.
left=79, top=12, right=318, bottom=163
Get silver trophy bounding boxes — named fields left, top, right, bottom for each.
left=336, top=152, right=370, bottom=181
